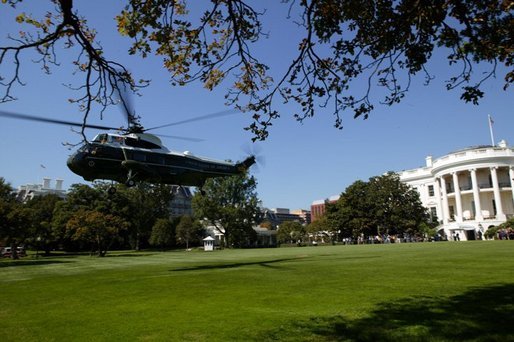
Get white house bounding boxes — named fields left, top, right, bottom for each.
left=399, top=140, right=514, bottom=240
left=16, top=178, right=66, bottom=202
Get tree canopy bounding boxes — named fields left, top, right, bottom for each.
left=66, top=208, right=129, bottom=257
left=0, top=177, right=38, bottom=258
left=325, top=172, right=430, bottom=238
left=276, top=221, right=306, bottom=245
left=175, top=216, right=204, bottom=249
left=51, top=182, right=174, bottom=254
left=192, top=173, right=260, bottom=248
left=1, top=1, right=511, bottom=140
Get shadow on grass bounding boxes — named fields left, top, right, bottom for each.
left=171, top=257, right=307, bottom=272
left=0, top=260, right=72, bottom=268
left=105, top=253, right=156, bottom=258
left=264, top=283, right=514, bottom=341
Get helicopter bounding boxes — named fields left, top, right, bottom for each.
left=0, top=107, right=257, bottom=192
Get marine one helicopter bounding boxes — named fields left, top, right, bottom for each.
left=0, top=105, right=256, bottom=192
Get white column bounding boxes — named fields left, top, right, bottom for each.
left=441, top=176, right=450, bottom=224
left=470, top=168, right=483, bottom=220
left=490, top=167, right=506, bottom=220
left=434, top=178, right=443, bottom=223
left=509, top=167, right=514, bottom=204
left=452, top=172, right=463, bottom=222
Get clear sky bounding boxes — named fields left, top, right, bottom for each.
left=0, top=1, right=512, bottom=210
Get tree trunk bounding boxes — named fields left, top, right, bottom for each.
left=10, top=242, right=19, bottom=260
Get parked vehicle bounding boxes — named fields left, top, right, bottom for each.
left=1, top=246, right=26, bottom=258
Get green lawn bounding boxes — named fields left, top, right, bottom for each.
left=1, top=241, right=514, bottom=341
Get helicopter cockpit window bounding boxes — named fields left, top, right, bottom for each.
left=93, top=134, right=109, bottom=144
left=124, top=137, right=160, bottom=149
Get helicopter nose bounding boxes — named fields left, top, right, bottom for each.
left=67, top=152, right=86, bottom=175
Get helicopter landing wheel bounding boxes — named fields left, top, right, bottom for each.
left=125, top=169, right=137, bottom=187
left=107, top=186, right=117, bottom=195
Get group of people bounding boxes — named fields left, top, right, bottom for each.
left=351, top=233, right=427, bottom=245
left=498, top=227, right=514, bottom=240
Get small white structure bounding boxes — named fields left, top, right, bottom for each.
left=203, top=236, right=215, bottom=251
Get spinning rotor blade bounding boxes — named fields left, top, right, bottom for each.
left=145, top=109, right=240, bottom=132
left=0, top=111, right=120, bottom=131
left=116, top=79, right=137, bottom=127
left=155, top=134, right=205, bottom=142
left=241, top=143, right=265, bottom=172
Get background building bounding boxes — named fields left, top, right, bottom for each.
left=261, top=207, right=306, bottom=227
left=310, top=195, right=340, bottom=222
left=169, top=185, right=193, bottom=218
left=16, top=177, right=66, bottom=202
left=290, top=209, right=311, bottom=225
left=399, top=140, right=514, bottom=240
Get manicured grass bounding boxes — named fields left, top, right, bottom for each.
left=1, top=241, right=514, bottom=341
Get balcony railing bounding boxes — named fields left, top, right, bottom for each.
left=479, top=183, right=492, bottom=189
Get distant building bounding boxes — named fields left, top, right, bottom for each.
left=291, top=209, right=311, bottom=225
left=16, top=178, right=66, bottom=202
left=169, top=185, right=193, bottom=218
left=261, top=207, right=305, bottom=227
left=399, top=140, right=514, bottom=240
left=310, top=195, right=340, bottom=222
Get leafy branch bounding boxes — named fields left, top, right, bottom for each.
left=1, top=0, right=512, bottom=141
left=0, top=0, right=147, bottom=140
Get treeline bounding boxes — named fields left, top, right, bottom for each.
left=0, top=178, right=204, bottom=258
left=275, top=173, right=437, bottom=245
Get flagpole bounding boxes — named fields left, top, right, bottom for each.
left=488, top=114, right=495, bottom=146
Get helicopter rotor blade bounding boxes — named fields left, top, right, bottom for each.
left=0, top=110, right=122, bottom=131
left=145, top=109, right=241, bottom=132
left=154, top=134, right=205, bottom=142
left=116, top=82, right=137, bottom=127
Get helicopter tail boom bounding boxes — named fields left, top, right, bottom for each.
left=236, top=156, right=256, bottom=172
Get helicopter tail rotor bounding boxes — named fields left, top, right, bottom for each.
left=239, top=143, right=265, bottom=173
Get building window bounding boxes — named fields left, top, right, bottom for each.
left=428, top=185, right=435, bottom=197
left=429, top=207, right=437, bottom=222
left=449, top=206, right=455, bottom=221
left=446, top=182, right=453, bottom=193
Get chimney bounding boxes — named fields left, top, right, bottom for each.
left=425, top=155, right=433, bottom=167
left=55, top=179, right=63, bottom=191
left=43, top=177, right=51, bottom=189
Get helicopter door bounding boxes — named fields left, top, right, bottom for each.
left=132, top=152, right=147, bottom=162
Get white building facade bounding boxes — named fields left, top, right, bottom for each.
left=16, top=177, right=66, bottom=202
left=399, top=140, right=514, bottom=241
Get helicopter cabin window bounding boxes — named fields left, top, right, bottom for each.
left=124, top=137, right=161, bottom=149
left=112, top=136, right=124, bottom=144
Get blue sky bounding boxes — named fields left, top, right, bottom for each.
left=0, top=1, right=512, bottom=210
